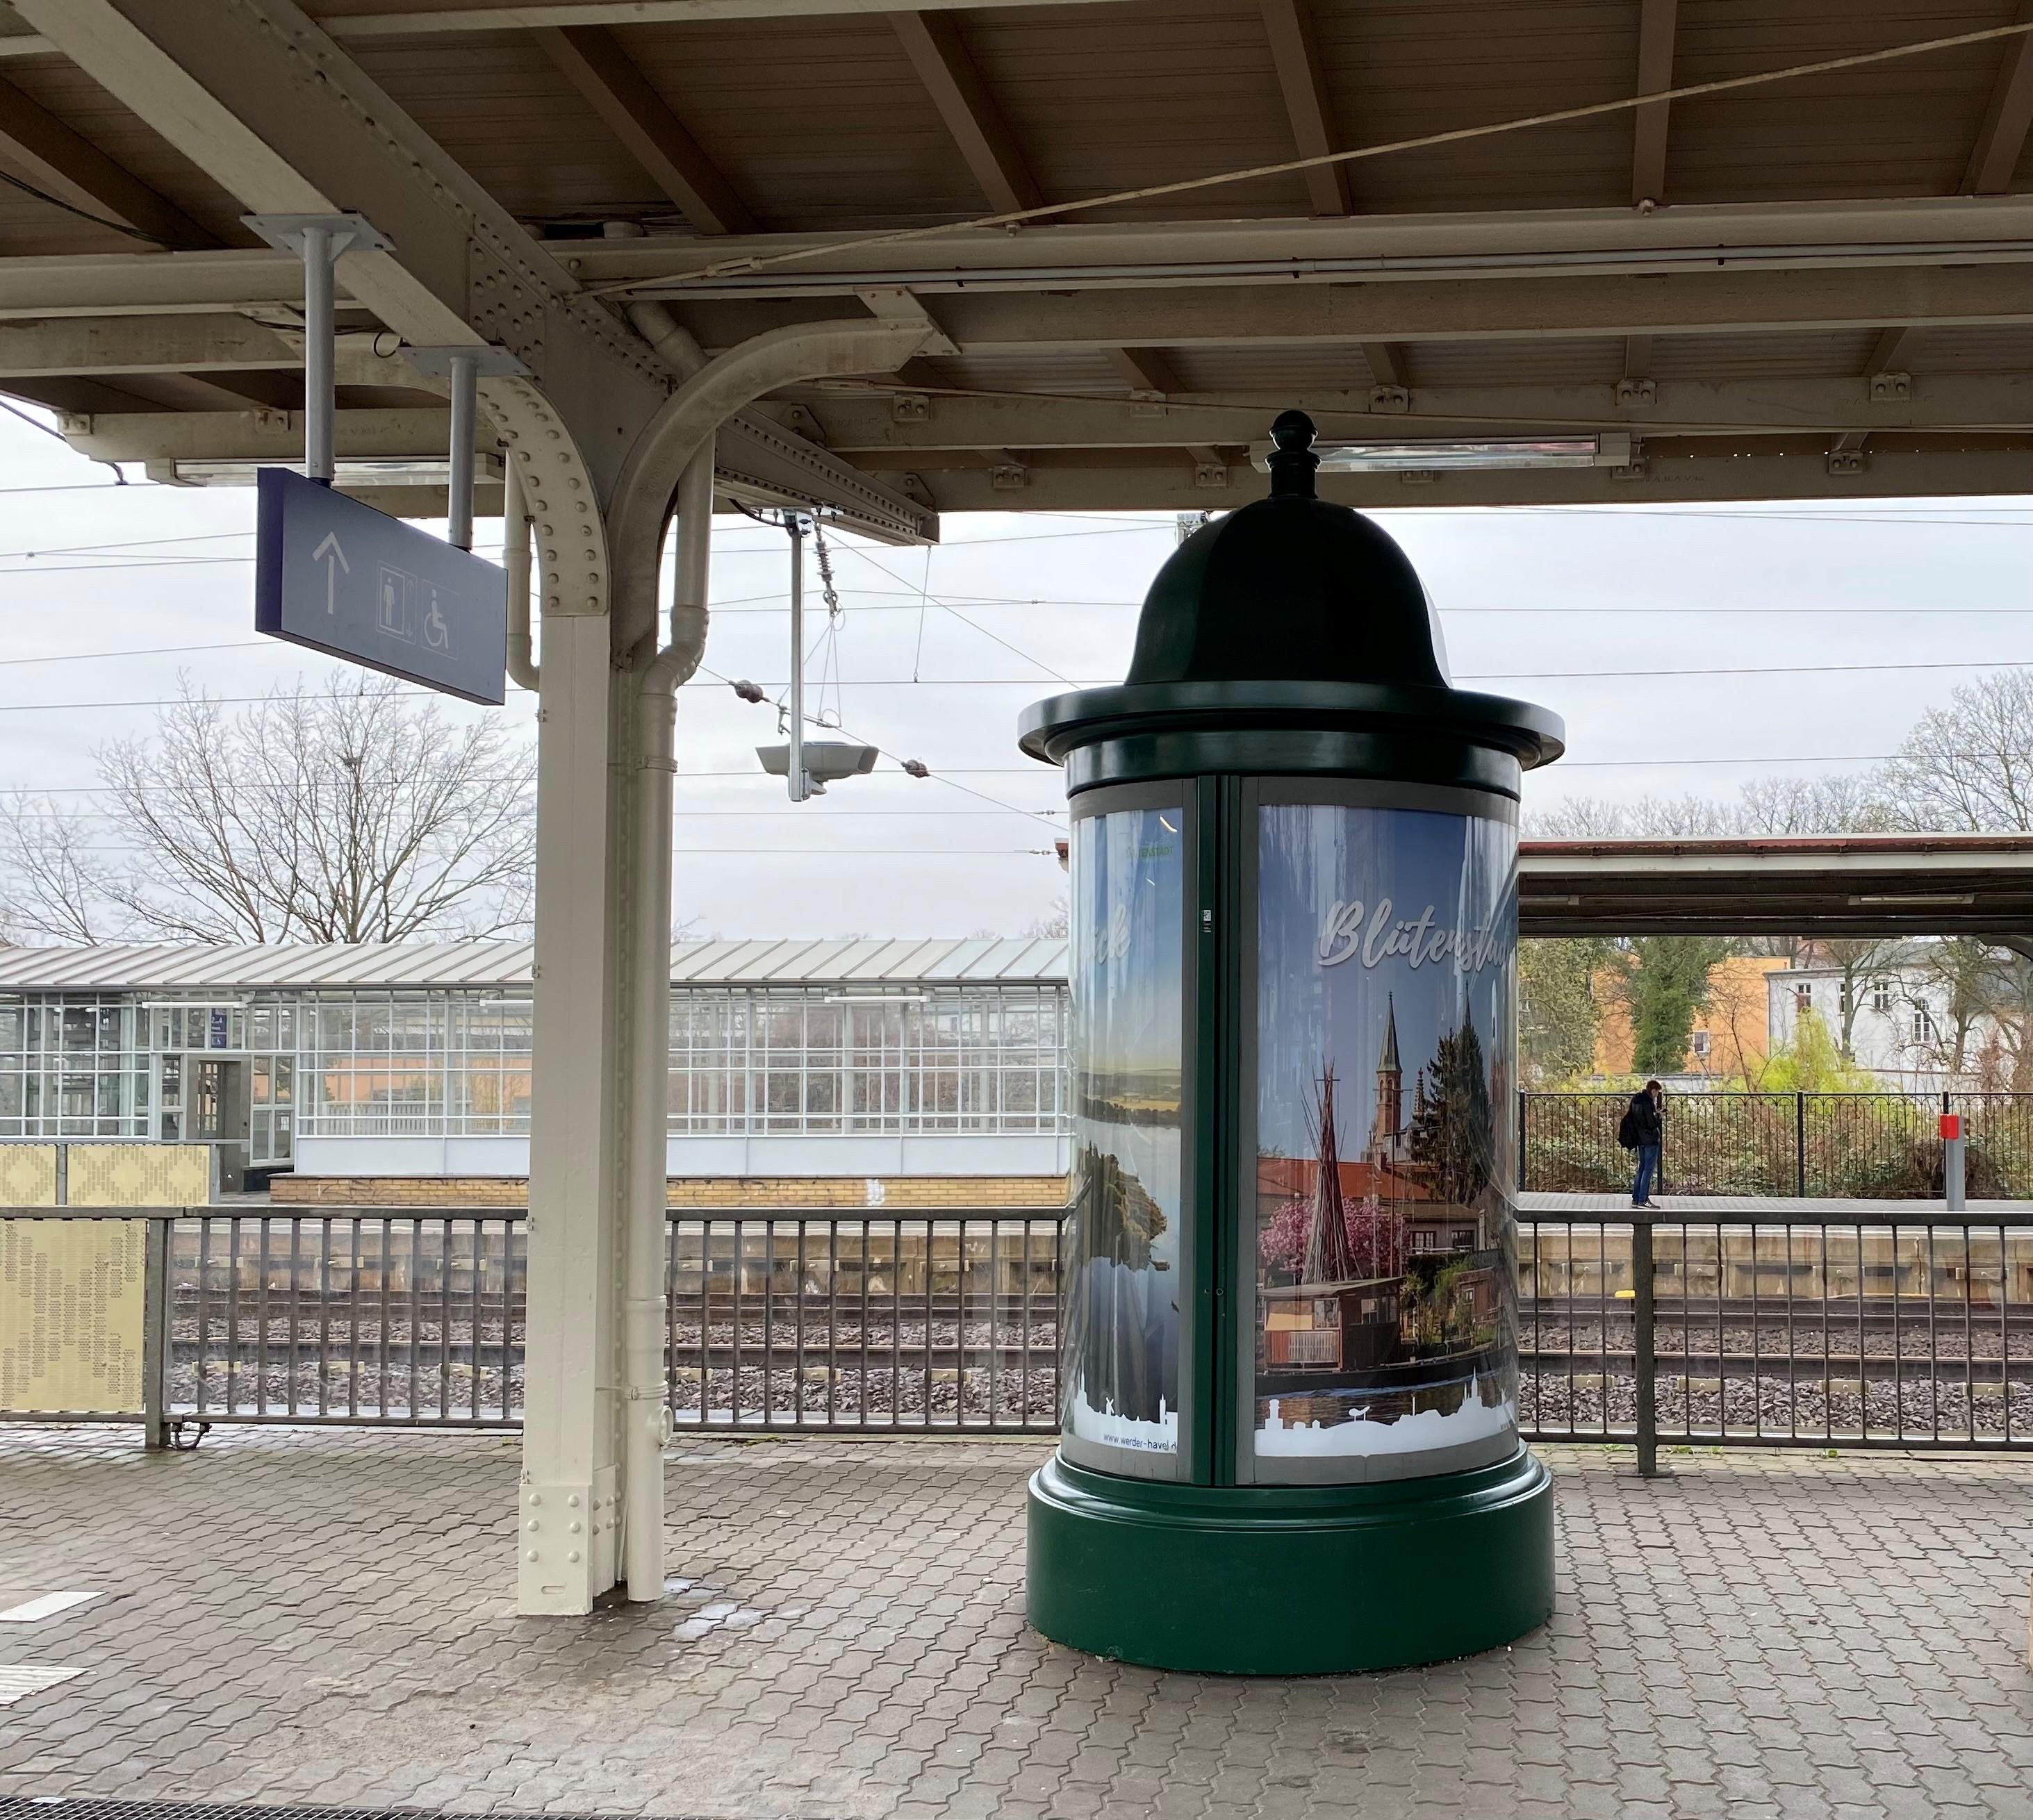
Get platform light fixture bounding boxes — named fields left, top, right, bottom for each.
left=1249, top=433, right=1631, bottom=473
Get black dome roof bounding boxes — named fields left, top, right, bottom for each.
left=1127, top=411, right=1446, bottom=690
left=1016, top=408, right=1563, bottom=778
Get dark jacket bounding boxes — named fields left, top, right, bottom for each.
left=1624, top=1090, right=1662, bottom=1148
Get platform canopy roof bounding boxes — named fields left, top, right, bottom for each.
left=0, top=0, right=2030, bottom=534
left=0, top=934, right=1071, bottom=992
left=1519, top=834, right=2033, bottom=943
left=6, top=836, right=2032, bottom=990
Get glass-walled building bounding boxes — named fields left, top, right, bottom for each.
left=0, top=937, right=1071, bottom=1183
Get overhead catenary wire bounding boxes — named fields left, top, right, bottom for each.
left=16, top=748, right=2033, bottom=795
left=829, top=538, right=1076, bottom=686
left=600, top=16, right=2033, bottom=292
left=0, top=399, right=74, bottom=444
left=0, top=642, right=270, bottom=669
left=8, top=803, right=1060, bottom=821
left=671, top=659, right=2033, bottom=688
left=1, top=653, right=2032, bottom=713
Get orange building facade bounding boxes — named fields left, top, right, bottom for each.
left=1591, top=954, right=1793, bottom=1082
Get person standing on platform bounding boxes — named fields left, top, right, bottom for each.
left=1620, top=1079, right=1664, bottom=1209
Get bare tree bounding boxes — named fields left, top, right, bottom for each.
left=1738, top=772, right=1894, bottom=836
left=1525, top=792, right=1741, bottom=840
left=1736, top=772, right=1900, bottom=1038
left=0, top=677, right=534, bottom=945
left=1881, top=671, right=2033, bottom=833
left=0, top=795, right=110, bottom=943
left=1026, top=895, right=1071, bottom=940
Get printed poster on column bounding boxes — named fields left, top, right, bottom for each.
left=1253, top=800, right=1520, bottom=1480
left=1062, top=805, right=1184, bottom=1471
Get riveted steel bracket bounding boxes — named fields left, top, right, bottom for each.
left=403, top=344, right=532, bottom=380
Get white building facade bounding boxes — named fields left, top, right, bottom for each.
left=1765, top=946, right=2009, bottom=1092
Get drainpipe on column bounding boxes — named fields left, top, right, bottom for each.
left=503, top=451, right=539, bottom=691
left=623, top=438, right=714, bottom=1602
left=627, top=302, right=707, bottom=381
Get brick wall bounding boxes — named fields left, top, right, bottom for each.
left=272, top=1174, right=1070, bottom=1210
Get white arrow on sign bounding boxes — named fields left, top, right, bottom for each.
left=311, top=531, right=350, bottom=614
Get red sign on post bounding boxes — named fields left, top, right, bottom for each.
left=1940, top=1113, right=1962, bottom=1141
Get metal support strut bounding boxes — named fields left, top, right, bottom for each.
left=241, top=213, right=391, bottom=486
left=303, top=224, right=336, bottom=483
left=447, top=351, right=479, bottom=550
left=787, top=515, right=809, bottom=802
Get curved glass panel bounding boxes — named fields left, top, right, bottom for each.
left=1250, top=800, right=1518, bottom=1482
left=1062, top=804, right=1185, bottom=1476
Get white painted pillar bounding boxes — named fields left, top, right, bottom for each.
left=520, top=319, right=931, bottom=1616
left=518, top=610, right=627, bottom=1615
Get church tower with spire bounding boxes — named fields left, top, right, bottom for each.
left=1370, top=994, right=1404, bottom=1161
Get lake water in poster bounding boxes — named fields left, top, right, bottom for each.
left=1064, top=804, right=1184, bottom=1472
left=1253, top=800, right=1520, bottom=1480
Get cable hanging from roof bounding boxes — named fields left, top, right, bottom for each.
left=593, top=16, right=2033, bottom=295
left=0, top=170, right=173, bottom=247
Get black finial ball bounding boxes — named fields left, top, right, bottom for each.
left=1265, top=406, right=1320, bottom=499
left=1269, top=409, right=1316, bottom=453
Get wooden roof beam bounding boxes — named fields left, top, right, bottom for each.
left=0, top=72, right=213, bottom=248
left=1963, top=0, right=2033, bottom=195
left=1864, top=326, right=1914, bottom=374
left=1363, top=341, right=1403, bottom=388
left=890, top=10, right=1042, bottom=215
left=1834, top=325, right=1920, bottom=457
left=327, top=0, right=1126, bottom=35
left=1630, top=0, right=1677, bottom=207
left=537, top=24, right=756, bottom=235
left=1257, top=0, right=1349, bottom=217
left=1108, top=346, right=1181, bottom=395
left=887, top=4, right=1232, bottom=427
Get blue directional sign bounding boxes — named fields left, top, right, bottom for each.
left=255, top=467, right=507, bottom=705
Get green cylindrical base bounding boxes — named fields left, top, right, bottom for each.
left=1027, top=1445, right=1554, bottom=1674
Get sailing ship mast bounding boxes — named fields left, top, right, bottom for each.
left=1301, top=1064, right=1358, bottom=1284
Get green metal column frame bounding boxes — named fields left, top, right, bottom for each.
left=1190, top=772, right=1224, bottom=1488
left=1028, top=1448, right=1554, bottom=1675
left=1020, top=411, right=1566, bottom=1675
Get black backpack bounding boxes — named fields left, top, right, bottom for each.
left=1616, top=1104, right=1640, bottom=1149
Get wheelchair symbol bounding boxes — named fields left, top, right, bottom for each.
left=422, top=586, right=450, bottom=654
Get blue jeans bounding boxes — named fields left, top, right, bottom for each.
left=1632, top=1144, right=1660, bottom=1205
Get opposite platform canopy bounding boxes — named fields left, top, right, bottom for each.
left=1519, top=834, right=2033, bottom=943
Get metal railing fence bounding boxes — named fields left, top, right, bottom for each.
left=1521, top=1090, right=2033, bottom=1198
left=9, top=1202, right=2033, bottom=1464
left=666, top=1213, right=1063, bottom=1432
left=169, top=1210, right=525, bottom=1426
left=0, top=1205, right=1063, bottom=1437
left=1517, top=1206, right=2033, bottom=1470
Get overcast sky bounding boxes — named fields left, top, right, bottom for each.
left=1, top=404, right=2027, bottom=941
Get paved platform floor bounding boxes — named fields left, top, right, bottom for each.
left=2, top=1428, right=2031, bottom=1820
